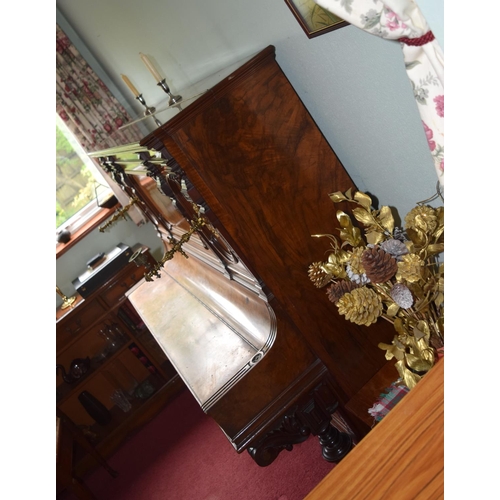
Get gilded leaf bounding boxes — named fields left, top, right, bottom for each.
left=366, top=230, right=384, bottom=246
left=413, top=320, right=430, bottom=340
left=321, top=262, right=335, bottom=272
left=395, top=360, right=421, bottom=390
left=434, top=226, right=444, bottom=240
left=353, top=191, right=372, bottom=211
left=406, top=227, right=426, bottom=247
left=337, top=211, right=353, bottom=228
left=405, top=352, right=432, bottom=373
left=427, top=243, right=444, bottom=255
left=407, top=282, right=424, bottom=300
left=337, top=249, right=352, bottom=263
left=329, top=191, right=348, bottom=203
left=437, top=316, right=444, bottom=336
left=394, top=338, right=406, bottom=351
left=418, top=344, right=436, bottom=365
left=393, top=318, right=405, bottom=335
left=386, top=302, right=400, bottom=317
left=352, top=207, right=376, bottom=226
left=339, top=227, right=363, bottom=247
left=434, top=292, right=444, bottom=307
left=378, top=342, right=404, bottom=361
left=327, top=253, right=338, bottom=264
left=378, top=206, right=395, bottom=234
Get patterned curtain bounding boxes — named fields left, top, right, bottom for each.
left=314, top=0, right=444, bottom=187
left=56, top=24, right=146, bottom=225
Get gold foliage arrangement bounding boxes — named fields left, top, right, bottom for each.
left=308, top=189, right=444, bottom=390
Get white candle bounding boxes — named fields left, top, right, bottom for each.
left=140, top=53, right=163, bottom=83
left=121, top=74, right=140, bottom=97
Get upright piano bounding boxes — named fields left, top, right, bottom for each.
left=90, top=45, right=395, bottom=465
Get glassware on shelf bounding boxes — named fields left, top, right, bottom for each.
left=109, top=322, right=127, bottom=343
left=98, top=325, right=121, bottom=352
left=92, top=325, right=124, bottom=365
left=103, top=358, right=139, bottom=398
left=134, top=379, right=156, bottom=400
left=110, top=389, right=132, bottom=412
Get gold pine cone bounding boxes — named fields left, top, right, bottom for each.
left=405, top=205, right=438, bottom=233
left=326, top=280, right=360, bottom=304
left=361, top=247, right=398, bottom=284
left=337, top=287, right=383, bottom=326
left=308, top=262, right=332, bottom=288
left=396, top=254, right=423, bottom=282
left=349, top=247, right=366, bottom=276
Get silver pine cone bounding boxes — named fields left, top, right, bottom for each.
left=390, top=283, right=413, bottom=309
left=346, top=263, right=370, bottom=285
left=380, top=239, right=408, bottom=261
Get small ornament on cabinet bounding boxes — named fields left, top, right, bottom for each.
left=56, top=357, right=91, bottom=385
left=56, top=285, right=77, bottom=310
left=78, top=391, right=112, bottom=426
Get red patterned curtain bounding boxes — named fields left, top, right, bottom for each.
left=56, top=24, right=146, bottom=225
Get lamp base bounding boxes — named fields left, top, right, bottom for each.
left=61, top=295, right=77, bottom=310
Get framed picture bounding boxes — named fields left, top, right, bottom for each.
left=285, top=0, right=349, bottom=38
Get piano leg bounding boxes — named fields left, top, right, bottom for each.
left=247, top=379, right=352, bottom=467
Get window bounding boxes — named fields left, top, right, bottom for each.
left=56, top=114, right=113, bottom=235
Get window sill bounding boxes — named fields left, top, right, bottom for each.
left=56, top=204, right=119, bottom=259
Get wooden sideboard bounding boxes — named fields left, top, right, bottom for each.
left=56, top=244, right=185, bottom=478
left=89, top=45, right=398, bottom=464
left=304, top=358, right=444, bottom=499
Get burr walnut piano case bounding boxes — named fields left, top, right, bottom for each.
left=91, top=45, right=396, bottom=464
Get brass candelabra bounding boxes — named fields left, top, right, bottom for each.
left=99, top=197, right=140, bottom=232
left=144, top=205, right=212, bottom=282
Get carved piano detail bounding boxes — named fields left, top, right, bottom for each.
left=91, top=45, right=394, bottom=465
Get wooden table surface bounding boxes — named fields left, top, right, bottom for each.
left=305, top=358, right=444, bottom=500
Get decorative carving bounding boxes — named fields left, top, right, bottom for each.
left=248, top=412, right=311, bottom=466
left=247, top=381, right=352, bottom=467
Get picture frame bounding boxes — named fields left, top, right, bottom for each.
left=285, top=0, right=349, bottom=38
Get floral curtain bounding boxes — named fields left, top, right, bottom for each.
left=56, top=24, right=146, bottom=225
left=314, top=0, right=444, bottom=186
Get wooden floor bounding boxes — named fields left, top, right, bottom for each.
left=305, top=358, right=444, bottom=500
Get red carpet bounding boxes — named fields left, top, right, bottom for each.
left=78, top=389, right=336, bottom=500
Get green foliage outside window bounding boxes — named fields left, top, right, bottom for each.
left=56, top=125, right=97, bottom=228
